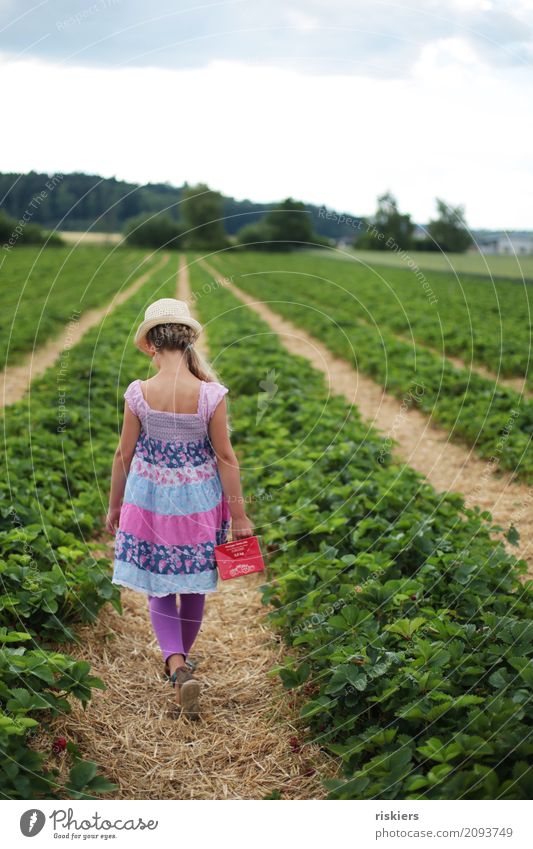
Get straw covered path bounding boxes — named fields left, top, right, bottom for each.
left=46, top=256, right=334, bottom=800
left=199, top=258, right=532, bottom=575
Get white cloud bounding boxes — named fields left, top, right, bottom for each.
left=284, top=8, right=320, bottom=33
left=449, top=0, right=493, bottom=10
left=2, top=52, right=531, bottom=228
left=0, top=0, right=531, bottom=76
left=413, top=36, right=481, bottom=72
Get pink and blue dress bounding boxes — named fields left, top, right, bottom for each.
left=112, top=379, right=231, bottom=596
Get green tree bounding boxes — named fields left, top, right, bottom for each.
left=124, top=214, right=185, bottom=250
left=357, top=192, right=414, bottom=251
left=237, top=198, right=324, bottom=251
left=181, top=183, right=228, bottom=249
left=426, top=199, right=473, bottom=253
left=236, top=221, right=273, bottom=250
left=0, top=210, right=62, bottom=248
left=264, top=198, right=314, bottom=249
left=0, top=210, right=14, bottom=243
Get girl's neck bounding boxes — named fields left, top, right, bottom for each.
left=153, top=349, right=191, bottom=377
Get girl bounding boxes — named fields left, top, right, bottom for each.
left=106, top=298, right=253, bottom=719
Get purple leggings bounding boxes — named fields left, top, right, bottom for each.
left=148, top=593, right=205, bottom=663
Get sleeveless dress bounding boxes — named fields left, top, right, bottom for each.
left=112, top=378, right=231, bottom=596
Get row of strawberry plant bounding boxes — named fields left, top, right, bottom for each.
left=0, top=245, right=154, bottom=367
left=190, top=258, right=533, bottom=800
left=218, top=250, right=532, bottom=383
left=0, top=253, right=176, bottom=798
left=209, top=252, right=533, bottom=482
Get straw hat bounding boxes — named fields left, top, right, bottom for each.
left=134, top=298, right=203, bottom=351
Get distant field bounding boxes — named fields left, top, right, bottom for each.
left=59, top=231, right=123, bottom=245
left=314, top=248, right=533, bottom=280
left=217, top=250, right=532, bottom=380
left=210, top=250, right=533, bottom=480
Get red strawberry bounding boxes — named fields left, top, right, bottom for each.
left=52, top=736, right=67, bottom=754
left=289, top=736, right=302, bottom=753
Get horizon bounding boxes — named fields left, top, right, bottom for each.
left=1, top=168, right=530, bottom=235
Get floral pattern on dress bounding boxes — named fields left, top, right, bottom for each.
left=129, top=454, right=219, bottom=487
left=115, top=526, right=230, bottom=575
left=134, top=430, right=212, bottom=468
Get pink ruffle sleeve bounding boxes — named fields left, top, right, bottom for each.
left=202, top=381, right=229, bottom=424
left=124, top=380, right=146, bottom=419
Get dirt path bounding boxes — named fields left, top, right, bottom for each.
left=51, top=569, right=332, bottom=799
left=199, top=259, right=532, bottom=574
left=1, top=254, right=170, bottom=409
left=46, top=256, right=335, bottom=800
left=353, top=314, right=531, bottom=398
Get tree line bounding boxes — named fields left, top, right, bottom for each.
left=125, top=189, right=330, bottom=252
left=126, top=187, right=473, bottom=254
left=0, top=172, right=360, bottom=239
left=0, top=171, right=473, bottom=254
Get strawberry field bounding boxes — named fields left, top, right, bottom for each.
left=209, top=252, right=533, bottom=481
left=1, top=246, right=532, bottom=801
left=190, top=258, right=533, bottom=800
left=215, top=251, right=533, bottom=382
left=0, top=250, right=176, bottom=797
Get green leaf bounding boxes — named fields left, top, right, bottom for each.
left=86, top=775, right=118, bottom=793
left=68, top=759, right=99, bottom=791
left=300, top=696, right=334, bottom=718
left=0, top=629, right=33, bottom=644
left=489, top=669, right=509, bottom=689
left=505, top=524, right=520, bottom=546
left=427, top=764, right=454, bottom=784
left=325, top=664, right=367, bottom=694
left=404, top=775, right=428, bottom=791
left=385, top=618, right=426, bottom=640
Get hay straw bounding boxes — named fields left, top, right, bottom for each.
left=43, top=564, right=338, bottom=799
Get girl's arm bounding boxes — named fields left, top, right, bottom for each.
left=105, top=402, right=141, bottom=533
left=208, top=397, right=254, bottom=539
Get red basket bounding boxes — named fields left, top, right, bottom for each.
left=214, top=535, right=265, bottom=581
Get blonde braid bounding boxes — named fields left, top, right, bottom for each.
left=146, top=322, right=219, bottom=382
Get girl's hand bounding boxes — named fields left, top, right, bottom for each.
left=231, top=514, right=254, bottom=540
left=105, top=506, right=121, bottom=535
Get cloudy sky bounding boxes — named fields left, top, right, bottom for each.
left=1, top=0, right=532, bottom=227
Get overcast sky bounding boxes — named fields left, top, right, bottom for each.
left=1, top=0, right=532, bottom=228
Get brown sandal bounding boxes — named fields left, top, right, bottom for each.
left=169, top=666, right=201, bottom=720
left=164, top=657, right=196, bottom=679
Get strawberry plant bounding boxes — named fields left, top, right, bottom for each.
left=0, top=251, right=177, bottom=798
left=214, top=250, right=533, bottom=385
left=191, top=260, right=533, bottom=800
left=0, top=246, right=156, bottom=366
